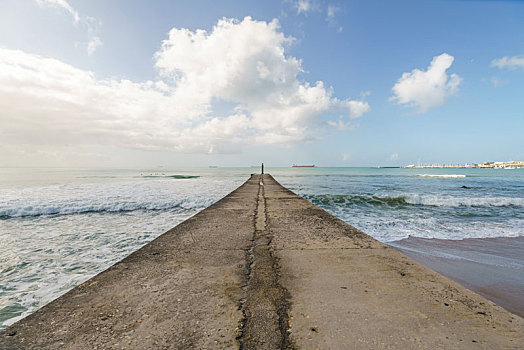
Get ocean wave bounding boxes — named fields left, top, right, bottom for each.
left=306, top=194, right=411, bottom=208
left=416, top=174, right=466, bottom=178
left=0, top=198, right=210, bottom=218
left=405, top=194, right=524, bottom=207
left=306, top=193, right=524, bottom=208
left=0, top=176, right=242, bottom=220
left=141, top=174, right=200, bottom=179
left=334, top=210, right=524, bottom=242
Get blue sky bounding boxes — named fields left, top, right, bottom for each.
left=0, top=0, right=522, bottom=167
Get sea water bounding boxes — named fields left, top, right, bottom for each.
left=1, top=167, right=523, bottom=328
left=271, top=167, right=524, bottom=242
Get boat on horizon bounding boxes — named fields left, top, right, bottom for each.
left=292, top=164, right=315, bottom=168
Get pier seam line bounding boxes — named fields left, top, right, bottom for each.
left=235, top=175, right=260, bottom=348
left=236, top=174, right=295, bottom=349
left=265, top=176, right=294, bottom=349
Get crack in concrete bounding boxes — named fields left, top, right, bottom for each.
left=237, top=175, right=293, bottom=349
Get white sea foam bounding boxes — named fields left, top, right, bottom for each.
left=416, top=174, right=466, bottom=178
left=404, top=194, right=524, bottom=207
left=0, top=180, right=220, bottom=218
left=0, top=198, right=207, bottom=218
left=338, top=211, right=524, bottom=242
left=307, top=193, right=524, bottom=208
left=0, top=172, right=245, bottom=329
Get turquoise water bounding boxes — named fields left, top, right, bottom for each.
left=1, top=166, right=523, bottom=328
left=269, top=167, right=524, bottom=242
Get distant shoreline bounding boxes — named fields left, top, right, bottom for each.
left=401, top=160, right=524, bottom=169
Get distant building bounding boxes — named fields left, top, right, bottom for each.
left=402, top=160, right=523, bottom=169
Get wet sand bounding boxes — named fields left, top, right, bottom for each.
left=389, top=236, right=524, bottom=318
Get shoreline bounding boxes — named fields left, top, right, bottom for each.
left=389, top=236, right=524, bottom=318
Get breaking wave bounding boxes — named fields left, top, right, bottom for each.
left=305, top=194, right=524, bottom=208
left=306, top=194, right=411, bottom=208
left=0, top=198, right=212, bottom=218
left=141, top=174, right=200, bottom=179
left=0, top=175, right=239, bottom=220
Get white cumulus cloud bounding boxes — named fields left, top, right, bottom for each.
left=327, top=119, right=359, bottom=131
left=391, top=53, right=462, bottom=113
left=491, top=56, right=524, bottom=70
left=0, top=17, right=369, bottom=157
left=344, top=100, right=370, bottom=119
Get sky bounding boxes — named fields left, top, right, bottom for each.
left=0, top=0, right=523, bottom=168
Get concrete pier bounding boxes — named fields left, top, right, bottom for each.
left=1, top=174, right=523, bottom=349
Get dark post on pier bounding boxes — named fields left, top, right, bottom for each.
left=261, top=162, right=264, bottom=174
left=1, top=174, right=523, bottom=349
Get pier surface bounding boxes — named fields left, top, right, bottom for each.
left=1, top=174, right=523, bottom=349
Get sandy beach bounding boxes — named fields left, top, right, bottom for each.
left=390, top=236, right=524, bottom=318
